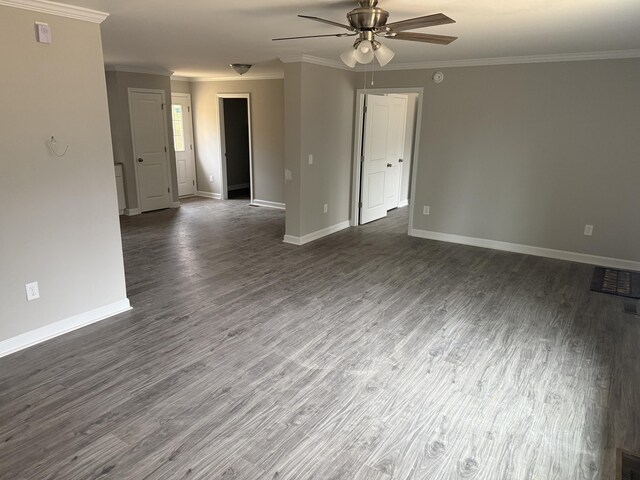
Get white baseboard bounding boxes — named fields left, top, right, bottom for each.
left=0, top=299, right=132, bottom=359
left=284, top=220, right=351, bottom=246
left=398, top=199, right=409, bottom=208
left=118, top=209, right=125, bottom=215
left=196, top=191, right=222, bottom=200
left=124, top=208, right=141, bottom=216
left=170, top=201, right=180, bottom=208
left=251, top=199, right=286, bottom=210
left=410, top=228, right=640, bottom=271
left=228, top=183, right=250, bottom=191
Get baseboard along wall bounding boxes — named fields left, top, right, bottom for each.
left=283, top=221, right=351, bottom=246
left=410, top=228, right=640, bottom=271
left=0, top=299, right=132, bottom=358
left=251, top=199, right=286, bottom=210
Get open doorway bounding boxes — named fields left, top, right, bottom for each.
left=350, top=88, right=423, bottom=229
left=217, top=94, right=253, bottom=201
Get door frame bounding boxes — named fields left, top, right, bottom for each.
left=350, top=87, right=424, bottom=232
left=128, top=87, right=173, bottom=212
left=171, top=92, right=197, bottom=197
left=216, top=93, right=254, bottom=202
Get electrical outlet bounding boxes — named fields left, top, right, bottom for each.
left=584, top=224, right=594, bottom=236
left=323, top=203, right=328, bottom=214
left=423, top=206, right=430, bottom=215
left=25, top=282, right=40, bottom=301
left=308, top=154, right=313, bottom=165
left=209, top=175, right=214, bottom=182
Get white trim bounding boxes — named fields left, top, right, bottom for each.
left=195, top=191, right=222, bottom=200
left=189, top=74, right=284, bottom=82
left=0, top=299, right=131, bottom=359
left=106, top=65, right=174, bottom=76
left=228, top=182, right=250, bottom=191
left=0, top=0, right=108, bottom=23
left=398, top=199, right=409, bottom=208
left=358, top=49, right=640, bottom=72
left=124, top=208, right=141, bottom=216
left=170, top=201, right=180, bottom=208
left=283, top=221, right=351, bottom=246
left=279, top=54, right=350, bottom=71
left=171, top=76, right=191, bottom=82
left=251, top=199, right=285, bottom=210
left=410, top=228, right=640, bottom=271
left=171, top=92, right=197, bottom=197
left=216, top=94, right=255, bottom=203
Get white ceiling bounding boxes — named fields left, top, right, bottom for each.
left=65, top=0, right=640, bottom=78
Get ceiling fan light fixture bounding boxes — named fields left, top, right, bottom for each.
left=354, top=39, right=375, bottom=64
left=373, top=42, right=395, bottom=66
left=230, top=63, right=252, bottom=75
left=340, top=47, right=358, bottom=68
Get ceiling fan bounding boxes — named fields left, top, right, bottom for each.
left=273, top=0, right=458, bottom=68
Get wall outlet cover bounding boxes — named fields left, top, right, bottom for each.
left=584, top=224, right=594, bottom=236
left=423, top=206, right=430, bottom=215
left=25, top=282, right=40, bottom=301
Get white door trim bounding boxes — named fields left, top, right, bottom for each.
left=171, top=92, right=197, bottom=196
left=128, top=87, right=173, bottom=212
left=216, top=93, right=254, bottom=202
left=350, top=87, right=424, bottom=233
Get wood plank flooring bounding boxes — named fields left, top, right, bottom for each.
left=1, top=196, right=638, bottom=479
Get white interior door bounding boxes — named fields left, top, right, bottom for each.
left=384, top=95, right=407, bottom=211
left=130, top=90, right=171, bottom=212
left=360, top=94, right=408, bottom=224
left=171, top=93, right=196, bottom=197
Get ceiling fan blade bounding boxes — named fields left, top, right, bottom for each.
left=298, top=14, right=355, bottom=31
left=383, top=13, right=455, bottom=33
left=272, top=32, right=355, bottom=41
left=387, top=32, right=458, bottom=45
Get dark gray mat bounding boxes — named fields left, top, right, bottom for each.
left=590, top=267, right=640, bottom=299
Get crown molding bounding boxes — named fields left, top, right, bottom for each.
left=279, top=54, right=351, bottom=71
left=0, top=0, right=108, bottom=23
left=354, top=49, right=640, bottom=72
left=189, top=73, right=284, bottom=82
left=171, top=76, right=191, bottom=82
left=105, top=65, right=174, bottom=77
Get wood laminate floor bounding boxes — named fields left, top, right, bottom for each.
left=1, top=197, right=638, bottom=479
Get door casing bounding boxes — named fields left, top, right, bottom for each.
left=216, top=93, right=254, bottom=202
left=351, top=87, right=424, bottom=232
left=171, top=93, right=197, bottom=197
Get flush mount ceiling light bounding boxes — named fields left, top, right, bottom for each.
left=230, top=64, right=252, bottom=75
left=273, top=0, right=458, bottom=69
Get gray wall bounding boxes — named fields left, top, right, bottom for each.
left=105, top=71, right=179, bottom=210
left=364, top=59, right=640, bottom=262
left=170, top=79, right=192, bottom=95
left=190, top=79, right=285, bottom=204
left=284, top=63, right=359, bottom=238
left=0, top=6, right=127, bottom=341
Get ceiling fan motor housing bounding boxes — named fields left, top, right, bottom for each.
left=347, top=7, right=389, bottom=31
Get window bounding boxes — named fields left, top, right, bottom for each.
left=172, top=104, right=186, bottom=152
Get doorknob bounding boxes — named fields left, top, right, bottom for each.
left=137, top=158, right=144, bottom=163
left=398, top=158, right=404, bottom=163
left=387, top=163, right=393, bottom=168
